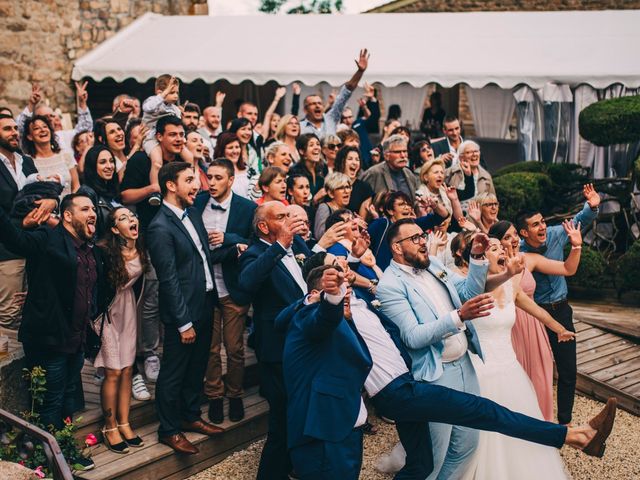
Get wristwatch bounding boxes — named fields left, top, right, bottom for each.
left=470, top=252, right=485, bottom=260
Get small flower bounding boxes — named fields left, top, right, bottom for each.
left=436, top=270, right=448, bottom=282
left=33, top=466, right=46, bottom=479
left=371, top=299, right=382, bottom=309
left=295, top=254, right=306, bottom=266
left=63, top=417, right=72, bottom=426
left=18, top=460, right=25, bottom=466
left=84, top=433, right=98, bottom=447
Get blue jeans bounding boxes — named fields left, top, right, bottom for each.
left=23, top=345, right=85, bottom=431
left=372, top=373, right=567, bottom=480
left=427, top=354, right=480, bottom=480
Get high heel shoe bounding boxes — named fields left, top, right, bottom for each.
left=118, top=423, right=145, bottom=448
left=102, top=427, right=130, bottom=454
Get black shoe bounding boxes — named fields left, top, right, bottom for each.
left=229, top=397, right=245, bottom=422
left=72, top=455, right=96, bottom=471
left=208, top=398, right=224, bottom=424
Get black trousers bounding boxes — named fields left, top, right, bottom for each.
left=156, top=305, right=213, bottom=437
left=541, top=300, right=577, bottom=425
left=257, top=361, right=291, bottom=480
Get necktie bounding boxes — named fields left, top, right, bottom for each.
left=181, top=210, right=189, bottom=220
left=210, top=203, right=226, bottom=212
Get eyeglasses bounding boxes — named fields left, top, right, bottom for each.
left=483, top=202, right=499, bottom=208
left=389, top=149, right=408, bottom=155
left=395, top=232, right=428, bottom=245
left=116, top=212, right=138, bottom=222
left=420, top=146, right=433, bottom=152
left=326, top=143, right=342, bottom=150
left=334, top=184, right=353, bottom=191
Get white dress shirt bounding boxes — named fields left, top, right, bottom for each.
left=394, top=262, right=468, bottom=363
left=163, top=201, right=214, bottom=332
left=0, top=152, right=38, bottom=190
left=201, top=193, right=233, bottom=298
left=260, top=239, right=307, bottom=294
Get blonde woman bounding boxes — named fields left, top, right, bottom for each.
left=274, top=114, right=301, bottom=162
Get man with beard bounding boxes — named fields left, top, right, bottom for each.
left=0, top=192, right=103, bottom=471
left=198, top=91, right=225, bottom=151
left=146, top=162, right=224, bottom=454
left=300, top=49, right=370, bottom=138
left=0, top=114, right=57, bottom=328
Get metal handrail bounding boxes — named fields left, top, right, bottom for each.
left=0, top=408, right=73, bottom=480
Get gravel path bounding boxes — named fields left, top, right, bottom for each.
left=189, top=394, right=639, bottom=479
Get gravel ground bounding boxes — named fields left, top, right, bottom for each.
left=189, top=394, right=639, bottom=480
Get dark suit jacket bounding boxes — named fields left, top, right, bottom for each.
left=0, top=209, right=108, bottom=349
left=237, top=236, right=311, bottom=363
left=194, top=191, right=257, bottom=304
left=275, top=297, right=372, bottom=449
left=146, top=204, right=217, bottom=330
left=0, top=154, right=38, bottom=262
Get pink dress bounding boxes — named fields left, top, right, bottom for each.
left=512, top=268, right=555, bottom=421
left=94, top=257, right=142, bottom=370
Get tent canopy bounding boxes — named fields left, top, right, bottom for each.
left=72, top=10, right=640, bottom=89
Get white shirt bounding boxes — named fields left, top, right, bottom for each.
left=0, top=151, right=38, bottom=190
left=201, top=193, right=233, bottom=298
left=259, top=239, right=307, bottom=294
left=394, top=262, right=468, bottom=363
left=326, top=288, right=409, bottom=398
left=163, top=201, right=214, bottom=332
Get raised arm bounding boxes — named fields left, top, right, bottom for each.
left=260, top=87, right=286, bottom=139
left=526, top=220, right=583, bottom=276
left=74, top=81, right=93, bottom=134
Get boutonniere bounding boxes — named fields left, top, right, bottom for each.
left=370, top=299, right=382, bottom=309
left=295, top=253, right=306, bottom=266
left=436, top=270, right=448, bottom=282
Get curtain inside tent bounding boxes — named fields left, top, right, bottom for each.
left=465, top=85, right=515, bottom=139
left=513, top=86, right=540, bottom=162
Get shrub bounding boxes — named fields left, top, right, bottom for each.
left=567, top=246, right=609, bottom=289
left=493, top=172, right=552, bottom=222
left=494, top=161, right=545, bottom=178
left=578, top=95, right=640, bottom=147
left=615, top=241, right=640, bottom=292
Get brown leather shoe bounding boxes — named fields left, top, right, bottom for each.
left=159, top=433, right=199, bottom=455
left=180, top=419, right=224, bottom=436
left=583, top=397, right=617, bottom=457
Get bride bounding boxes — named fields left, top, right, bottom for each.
left=462, top=239, right=574, bottom=480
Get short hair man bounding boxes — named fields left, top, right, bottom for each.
left=146, top=161, right=223, bottom=454
left=361, top=134, right=420, bottom=203
left=431, top=115, right=463, bottom=164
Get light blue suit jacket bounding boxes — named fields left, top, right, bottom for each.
left=377, top=256, right=487, bottom=382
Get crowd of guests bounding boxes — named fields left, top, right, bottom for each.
left=0, top=48, right=618, bottom=479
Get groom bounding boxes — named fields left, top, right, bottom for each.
left=377, top=218, right=504, bottom=478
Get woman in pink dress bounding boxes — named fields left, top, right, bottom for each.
left=94, top=207, right=147, bottom=453
left=488, top=220, right=582, bottom=421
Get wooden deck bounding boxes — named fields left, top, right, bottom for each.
left=574, top=302, right=640, bottom=417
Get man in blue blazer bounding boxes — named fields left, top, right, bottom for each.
left=194, top=159, right=257, bottom=424
left=277, top=259, right=615, bottom=479
left=238, top=200, right=311, bottom=480
left=378, top=218, right=509, bottom=478
left=146, top=162, right=224, bottom=455
left=275, top=265, right=372, bottom=480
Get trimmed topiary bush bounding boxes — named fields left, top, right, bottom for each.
left=615, top=241, right=640, bottom=293
left=493, top=172, right=552, bottom=222
left=494, top=161, right=546, bottom=178
left=578, top=95, right=640, bottom=147
left=567, top=246, right=609, bottom=289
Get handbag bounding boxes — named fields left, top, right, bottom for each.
left=85, top=309, right=110, bottom=361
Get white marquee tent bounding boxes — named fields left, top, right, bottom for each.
left=72, top=10, right=640, bottom=176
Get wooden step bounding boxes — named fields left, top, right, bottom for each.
left=75, top=387, right=268, bottom=480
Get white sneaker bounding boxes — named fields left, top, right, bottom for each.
left=144, top=355, right=160, bottom=383
left=132, top=373, right=151, bottom=401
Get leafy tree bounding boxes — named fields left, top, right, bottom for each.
left=260, top=0, right=343, bottom=14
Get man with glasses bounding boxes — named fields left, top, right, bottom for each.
left=377, top=218, right=504, bottom=479
left=362, top=134, right=420, bottom=203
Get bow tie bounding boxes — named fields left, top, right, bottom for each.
left=412, top=267, right=426, bottom=275
left=181, top=210, right=189, bottom=220
left=210, top=203, right=226, bottom=212
left=285, top=249, right=295, bottom=257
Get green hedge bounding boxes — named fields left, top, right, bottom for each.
left=578, top=95, right=640, bottom=146
left=494, top=161, right=546, bottom=177
left=493, top=172, right=552, bottom=221
left=567, top=246, right=609, bottom=289
left=615, top=241, right=640, bottom=292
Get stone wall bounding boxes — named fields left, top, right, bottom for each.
left=0, top=0, right=206, bottom=119
left=370, top=0, right=640, bottom=13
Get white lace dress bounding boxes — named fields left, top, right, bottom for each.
left=464, top=280, right=569, bottom=480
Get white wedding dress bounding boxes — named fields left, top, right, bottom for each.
left=464, top=280, right=569, bottom=480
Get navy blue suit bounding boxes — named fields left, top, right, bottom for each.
left=275, top=296, right=372, bottom=479
left=146, top=204, right=217, bottom=437
left=194, top=191, right=257, bottom=304
left=238, top=235, right=312, bottom=480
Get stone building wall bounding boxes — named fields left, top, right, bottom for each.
left=370, top=0, right=640, bottom=13
left=0, top=0, right=206, bottom=118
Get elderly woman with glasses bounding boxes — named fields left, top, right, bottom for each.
left=445, top=140, right=495, bottom=212
left=468, top=192, right=500, bottom=234
left=416, top=158, right=464, bottom=221
left=313, top=172, right=353, bottom=240
left=321, top=134, right=342, bottom=174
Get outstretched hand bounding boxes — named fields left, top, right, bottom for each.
left=355, top=49, right=369, bottom=72
left=557, top=329, right=576, bottom=343
left=563, top=220, right=582, bottom=247
left=583, top=183, right=600, bottom=209
left=504, top=244, right=525, bottom=277
left=459, top=293, right=494, bottom=321
left=470, top=232, right=490, bottom=257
